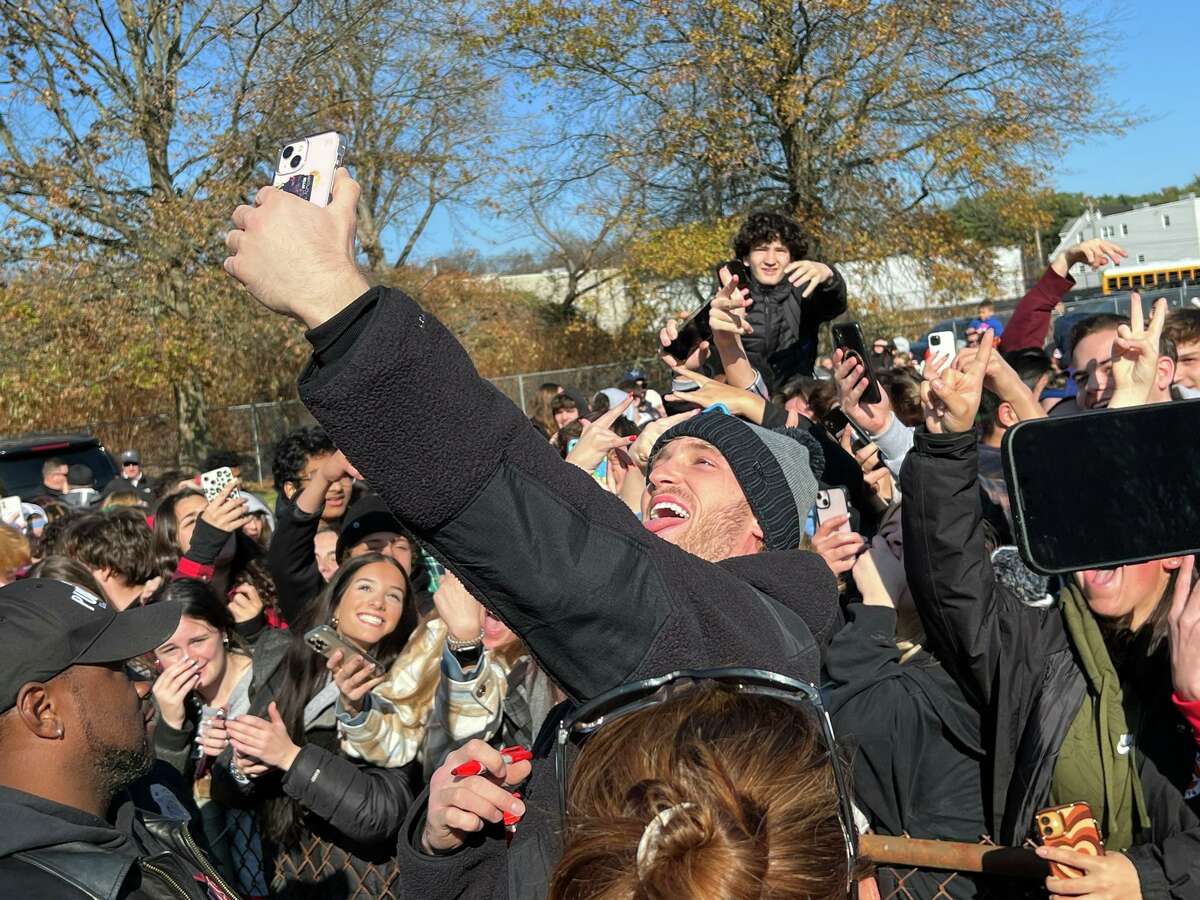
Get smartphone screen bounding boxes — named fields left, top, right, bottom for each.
left=1002, top=399, right=1200, bottom=574
left=664, top=299, right=714, bottom=359
left=831, top=322, right=883, bottom=404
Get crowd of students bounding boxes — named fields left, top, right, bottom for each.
left=1, top=169, right=1199, bottom=900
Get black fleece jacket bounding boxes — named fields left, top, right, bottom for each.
left=295, top=287, right=844, bottom=899
left=298, top=287, right=841, bottom=699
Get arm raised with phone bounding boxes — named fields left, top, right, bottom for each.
left=224, top=170, right=837, bottom=707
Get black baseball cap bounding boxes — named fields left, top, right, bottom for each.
left=0, top=579, right=182, bottom=713
left=336, top=494, right=408, bottom=562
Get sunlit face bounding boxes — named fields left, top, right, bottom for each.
left=155, top=615, right=229, bottom=698
left=334, top=561, right=407, bottom=650
left=642, top=437, right=762, bottom=562
left=745, top=240, right=792, bottom=286
left=1174, top=340, right=1200, bottom=390
left=45, top=466, right=69, bottom=492
left=348, top=531, right=413, bottom=575
left=174, top=494, right=208, bottom=554
left=1074, top=558, right=1180, bottom=629
left=554, top=406, right=579, bottom=428
left=483, top=611, right=516, bottom=652
left=1071, top=327, right=1119, bottom=410
left=122, top=461, right=142, bottom=480
left=315, top=530, right=339, bottom=582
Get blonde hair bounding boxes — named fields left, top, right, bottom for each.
left=549, top=683, right=859, bottom=900
left=0, top=524, right=32, bottom=582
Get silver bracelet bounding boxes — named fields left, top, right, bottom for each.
left=445, top=629, right=485, bottom=652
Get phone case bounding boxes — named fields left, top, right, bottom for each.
left=831, top=322, right=882, bottom=404
left=273, top=131, right=346, bottom=207
left=1035, top=802, right=1104, bottom=879
left=303, top=625, right=383, bottom=675
left=925, top=331, right=957, bottom=366
left=0, top=496, right=25, bottom=530
left=815, top=488, right=851, bottom=532
left=200, top=467, right=240, bottom=504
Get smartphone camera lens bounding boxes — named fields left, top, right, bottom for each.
left=282, top=145, right=294, bottom=158
left=1043, top=826, right=1053, bottom=836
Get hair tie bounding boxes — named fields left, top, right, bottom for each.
left=635, top=802, right=696, bottom=876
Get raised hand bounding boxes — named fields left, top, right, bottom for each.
left=708, top=266, right=754, bottom=338
left=422, top=739, right=530, bottom=855
left=811, top=515, right=866, bottom=576
left=327, top=649, right=388, bottom=716
left=1053, top=239, right=1128, bottom=277
left=658, top=316, right=710, bottom=372
left=833, top=348, right=893, bottom=434
left=566, top=394, right=636, bottom=473
left=152, top=657, right=201, bottom=730
left=784, top=260, right=834, bottom=298
left=1036, top=845, right=1141, bottom=899
left=224, top=168, right=370, bottom=329
left=920, top=328, right=993, bottom=433
left=1109, top=294, right=1169, bottom=408
left=200, top=478, right=251, bottom=534
left=225, top=702, right=302, bottom=772
left=227, top=582, right=265, bottom=623
left=432, top=571, right=485, bottom=644
left=660, top=360, right=765, bottom=423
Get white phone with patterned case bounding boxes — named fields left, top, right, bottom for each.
left=272, top=131, right=347, bottom=207
left=200, top=467, right=240, bottom=503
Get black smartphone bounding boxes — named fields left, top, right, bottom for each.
left=1002, top=399, right=1200, bottom=575
left=831, top=322, right=883, bottom=404
left=664, top=260, right=753, bottom=359
left=821, top=406, right=873, bottom=452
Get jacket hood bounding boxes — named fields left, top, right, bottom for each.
left=0, top=786, right=134, bottom=858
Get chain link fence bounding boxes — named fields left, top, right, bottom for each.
left=77, top=359, right=662, bottom=478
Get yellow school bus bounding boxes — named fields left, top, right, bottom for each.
left=1102, top=258, right=1200, bottom=293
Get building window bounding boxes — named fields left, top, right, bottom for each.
left=1137, top=254, right=1146, bottom=263
left=1163, top=215, right=1171, bottom=228
left=1122, top=224, right=1129, bottom=236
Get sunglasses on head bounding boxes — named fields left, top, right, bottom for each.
left=554, top=666, right=858, bottom=894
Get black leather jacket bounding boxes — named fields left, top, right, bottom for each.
left=0, top=788, right=241, bottom=900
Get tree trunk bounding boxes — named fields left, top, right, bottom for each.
left=173, top=372, right=210, bottom=469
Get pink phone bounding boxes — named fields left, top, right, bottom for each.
left=273, top=131, right=347, bottom=206
left=815, top=488, right=851, bottom=532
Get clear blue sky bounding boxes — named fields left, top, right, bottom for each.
left=414, top=0, right=1200, bottom=260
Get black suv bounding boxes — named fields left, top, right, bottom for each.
left=0, top=433, right=118, bottom=501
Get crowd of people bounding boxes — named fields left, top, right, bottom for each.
left=1, top=170, right=1199, bottom=900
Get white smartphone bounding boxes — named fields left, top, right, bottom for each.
left=273, top=131, right=347, bottom=207
left=0, top=496, right=25, bottom=530
left=200, top=467, right=241, bottom=504
left=814, top=487, right=852, bottom=533
left=303, top=625, right=384, bottom=676
left=926, top=330, right=957, bottom=367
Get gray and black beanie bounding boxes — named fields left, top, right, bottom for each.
left=650, top=413, right=822, bottom=552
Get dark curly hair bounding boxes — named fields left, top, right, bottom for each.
left=732, top=211, right=807, bottom=261
left=202, top=449, right=243, bottom=472
left=271, top=426, right=335, bottom=494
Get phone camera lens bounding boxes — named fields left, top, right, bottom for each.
left=1043, top=826, right=1053, bottom=836
left=282, top=145, right=293, bottom=157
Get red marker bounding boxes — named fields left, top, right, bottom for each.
left=503, top=792, right=523, bottom=846
left=450, top=745, right=532, bottom=778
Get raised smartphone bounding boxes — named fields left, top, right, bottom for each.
left=1002, top=399, right=1200, bottom=574
left=831, top=322, right=883, bottom=404
left=273, top=131, right=347, bottom=207
left=303, top=624, right=384, bottom=676
left=815, top=487, right=852, bottom=533
left=200, top=467, right=241, bottom=504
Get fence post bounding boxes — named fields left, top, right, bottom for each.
left=249, top=403, right=263, bottom=483
left=517, top=377, right=527, bottom=415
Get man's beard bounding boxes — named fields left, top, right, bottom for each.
left=675, top=499, right=756, bottom=562
left=72, top=682, right=154, bottom=800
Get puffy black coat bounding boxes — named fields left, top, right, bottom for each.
left=900, top=430, right=1200, bottom=899
left=712, top=259, right=847, bottom=391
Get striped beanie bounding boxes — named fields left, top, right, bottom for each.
left=650, top=414, right=822, bottom=552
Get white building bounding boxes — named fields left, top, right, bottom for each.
left=1050, top=194, right=1200, bottom=290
